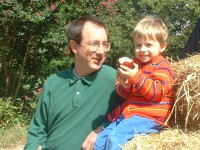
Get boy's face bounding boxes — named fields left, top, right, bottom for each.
left=134, top=36, right=166, bottom=63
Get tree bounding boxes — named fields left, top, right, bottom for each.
left=0, top=0, right=97, bottom=99
left=0, top=0, right=200, bottom=102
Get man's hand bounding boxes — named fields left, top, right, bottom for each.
left=82, top=125, right=104, bottom=150
left=37, top=146, right=42, bottom=150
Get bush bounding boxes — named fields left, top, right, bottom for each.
left=0, top=97, right=35, bottom=128
left=0, top=98, right=19, bottom=128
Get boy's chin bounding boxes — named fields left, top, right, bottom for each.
left=140, top=58, right=151, bottom=63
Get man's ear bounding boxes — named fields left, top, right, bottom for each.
left=69, top=40, right=78, bottom=54
left=160, top=42, right=167, bottom=53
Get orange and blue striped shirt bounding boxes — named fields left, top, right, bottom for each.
left=108, top=55, right=175, bottom=126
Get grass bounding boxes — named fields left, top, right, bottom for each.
left=0, top=124, right=27, bottom=150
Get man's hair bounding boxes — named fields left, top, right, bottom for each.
left=67, top=15, right=109, bottom=54
left=132, top=15, right=168, bottom=44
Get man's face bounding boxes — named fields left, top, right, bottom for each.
left=74, top=22, right=109, bottom=76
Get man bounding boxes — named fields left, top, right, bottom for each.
left=23, top=15, right=122, bottom=150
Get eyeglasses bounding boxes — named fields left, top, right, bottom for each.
left=80, top=40, right=111, bottom=52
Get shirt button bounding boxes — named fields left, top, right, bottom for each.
left=77, top=92, right=80, bottom=95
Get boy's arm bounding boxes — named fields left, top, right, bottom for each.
left=115, top=63, right=140, bottom=99
left=129, top=61, right=175, bottom=101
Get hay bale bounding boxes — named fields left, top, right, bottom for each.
left=123, top=128, right=200, bottom=150
left=170, top=54, right=200, bottom=131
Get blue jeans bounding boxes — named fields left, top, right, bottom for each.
left=94, top=115, right=161, bottom=150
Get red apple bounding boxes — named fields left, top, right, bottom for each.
left=122, top=61, right=135, bottom=69
left=116, top=57, right=135, bottom=69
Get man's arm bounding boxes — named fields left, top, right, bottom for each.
left=24, top=85, right=49, bottom=150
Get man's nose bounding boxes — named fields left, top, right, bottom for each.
left=96, top=44, right=106, bottom=54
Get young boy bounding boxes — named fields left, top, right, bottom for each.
left=94, top=15, right=175, bottom=150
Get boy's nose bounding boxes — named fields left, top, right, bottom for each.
left=140, top=45, right=147, bottom=52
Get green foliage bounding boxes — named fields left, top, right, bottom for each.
left=0, top=95, right=39, bottom=128
left=0, top=98, right=19, bottom=128
left=100, top=1, right=138, bottom=67
left=0, top=0, right=200, bottom=128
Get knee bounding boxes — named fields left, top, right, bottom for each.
left=106, top=133, right=121, bottom=149
left=107, top=133, right=116, bottom=143
left=94, top=144, right=102, bottom=150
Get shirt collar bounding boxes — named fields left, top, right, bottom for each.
left=69, top=64, right=100, bottom=85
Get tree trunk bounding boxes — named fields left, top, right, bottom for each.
left=1, top=25, right=11, bottom=97
left=13, top=36, right=32, bottom=104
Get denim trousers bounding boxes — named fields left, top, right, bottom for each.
left=94, top=115, right=161, bottom=150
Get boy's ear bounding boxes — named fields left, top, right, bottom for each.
left=69, top=40, right=78, bottom=54
left=160, top=42, right=167, bottom=52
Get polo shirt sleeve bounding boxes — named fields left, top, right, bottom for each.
left=24, top=82, right=50, bottom=150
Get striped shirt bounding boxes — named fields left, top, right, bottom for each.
left=108, top=55, right=175, bottom=125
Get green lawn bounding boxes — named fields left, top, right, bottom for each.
left=0, top=124, right=27, bottom=149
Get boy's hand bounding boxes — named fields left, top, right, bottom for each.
left=116, top=57, right=135, bottom=69
left=117, top=63, right=138, bottom=89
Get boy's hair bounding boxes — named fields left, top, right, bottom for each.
left=132, top=15, right=168, bottom=44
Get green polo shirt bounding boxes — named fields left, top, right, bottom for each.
left=24, top=65, right=122, bottom=150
